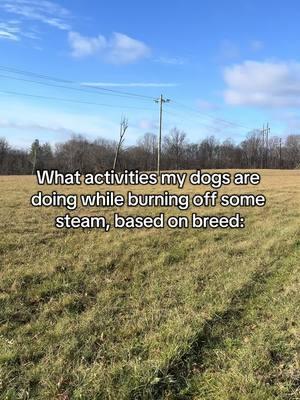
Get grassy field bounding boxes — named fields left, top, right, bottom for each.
left=0, top=170, right=299, bottom=400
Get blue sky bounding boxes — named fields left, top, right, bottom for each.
left=1, top=0, right=300, bottom=148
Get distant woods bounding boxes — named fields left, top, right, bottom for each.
left=0, top=129, right=300, bottom=175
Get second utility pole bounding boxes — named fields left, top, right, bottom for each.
left=261, top=124, right=265, bottom=169
left=155, top=94, right=170, bottom=175
left=265, top=122, right=270, bottom=169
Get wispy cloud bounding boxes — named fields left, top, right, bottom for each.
left=0, top=0, right=71, bottom=30
left=1, top=1, right=151, bottom=65
left=0, top=118, right=79, bottom=136
left=0, top=21, right=20, bottom=41
left=0, top=20, right=39, bottom=41
left=224, top=60, right=300, bottom=108
left=81, top=82, right=178, bottom=88
left=68, top=31, right=151, bottom=64
left=154, top=56, right=186, bottom=65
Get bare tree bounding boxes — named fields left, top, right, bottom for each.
left=137, top=132, right=157, bottom=170
left=163, top=128, right=187, bottom=169
left=0, top=138, right=9, bottom=174
left=286, top=134, right=300, bottom=168
left=113, top=117, right=128, bottom=171
left=198, top=136, right=218, bottom=169
left=1, top=129, right=300, bottom=175
left=30, top=139, right=41, bottom=175
left=241, top=130, right=262, bottom=168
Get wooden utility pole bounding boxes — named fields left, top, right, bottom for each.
left=155, top=94, right=170, bottom=175
left=261, top=123, right=270, bottom=169
left=261, top=124, right=265, bottom=169
left=113, top=117, right=128, bottom=171
left=265, top=123, right=270, bottom=169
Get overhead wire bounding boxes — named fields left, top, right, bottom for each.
left=0, top=64, right=156, bottom=101
left=0, top=64, right=264, bottom=135
left=164, top=109, right=224, bottom=132
left=0, top=73, right=152, bottom=101
left=0, top=89, right=157, bottom=111
left=170, top=100, right=253, bottom=131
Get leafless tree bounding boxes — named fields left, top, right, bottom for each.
left=113, top=117, right=128, bottom=171
left=286, top=134, right=300, bottom=168
left=163, top=128, right=187, bottom=169
left=1, top=129, right=300, bottom=175
left=240, top=130, right=262, bottom=168
left=137, top=132, right=157, bottom=170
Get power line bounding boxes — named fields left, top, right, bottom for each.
left=0, top=73, right=151, bottom=102
left=0, top=89, right=156, bottom=111
left=171, top=100, right=251, bottom=130
left=83, top=82, right=156, bottom=101
left=0, top=65, right=272, bottom=138
left=164, top=108, right=225, bottom=132
left=170, top=100, right=253, bottom=131
left=0, top=65, right=70, bottom=84
left=0, top=64, right=156, bottom=101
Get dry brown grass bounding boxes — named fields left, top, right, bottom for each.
left=0, top=170, right=299, bottom=399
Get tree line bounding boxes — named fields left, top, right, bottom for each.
left=0, top=128, right=299, bottom=175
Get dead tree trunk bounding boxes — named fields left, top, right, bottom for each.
left=31, top=144, right=37, bottom=175
left=113, top=117, right=128, bottom=170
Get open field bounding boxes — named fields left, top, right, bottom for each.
left=0, top=170, right=299, bottom=400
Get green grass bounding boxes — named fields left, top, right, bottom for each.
left=0, top=170, right=299, bottom=399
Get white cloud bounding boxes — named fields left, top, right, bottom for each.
left=81, top=82, right=178, bottom=88
left=108, top=32, right=150, bottom=64
left=0, top=21, right=20, bottom=40
left=68, top=31, right=151, bottom=64
left=0, top=20, right=39, bottom=41
left=68, top=31, right=106, bottom=58
left=1, top=1, right=150, bottom=64
left=224, top=60, right=300, bottom=108
left=0, top=30, right=19, bottom=41
left=0, top=0, right=71, bottom=30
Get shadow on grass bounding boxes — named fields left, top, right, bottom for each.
left=131, top=257, right=282, bottom=400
